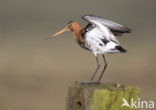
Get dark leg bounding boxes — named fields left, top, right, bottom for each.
left=97, top=54, right=107, bottom=82
left=90, top=56, right=101, bottom=82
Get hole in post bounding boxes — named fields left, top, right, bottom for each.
left=72, top=97, right=85, bottom=110
left=76, top=101, right=82, bottom=108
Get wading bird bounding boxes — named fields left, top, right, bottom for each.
left=47, top=15, right=131, bottom=84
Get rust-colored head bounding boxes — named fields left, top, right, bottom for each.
left=48, top=21, right=82, bottom=39
left=67, top=21, right=82, bottom=33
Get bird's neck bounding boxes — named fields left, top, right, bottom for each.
left=72, top=27, right=82, bottom=41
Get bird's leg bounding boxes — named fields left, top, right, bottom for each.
left=90, top=56, right=101, bottom=82
left=97, top=54, right=107, bottom=82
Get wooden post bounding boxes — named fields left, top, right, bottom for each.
left=66, top=82, right=140, bottom=110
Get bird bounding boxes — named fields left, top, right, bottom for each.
left=46, top=15, right=132, bottom=84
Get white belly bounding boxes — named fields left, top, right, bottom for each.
left=86, top=41, right=119, bottom=56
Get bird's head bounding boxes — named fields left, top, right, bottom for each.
left=66, top=21, right=82, bottom=32
left=46, top=21, right=82, bottom=40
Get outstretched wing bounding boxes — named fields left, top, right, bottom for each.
left=81, top=15, right=120, bottom=45
left=82, top=15, right=132, bottom=36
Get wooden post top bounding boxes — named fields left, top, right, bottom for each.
left=66, top=82, right=140, bottom=110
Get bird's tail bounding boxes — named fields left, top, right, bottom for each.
left=115, top=46, right=127, bottom=53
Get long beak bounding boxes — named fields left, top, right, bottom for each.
left=45, top=27, right=69, bottom=40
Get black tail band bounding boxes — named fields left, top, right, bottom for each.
left=116, top=46, right=127, bottom=53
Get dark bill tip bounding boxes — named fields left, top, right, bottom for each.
left=45, top=36, right=53, bottom=40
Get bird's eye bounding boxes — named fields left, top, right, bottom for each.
left=69, top=24, right=72, bottom=27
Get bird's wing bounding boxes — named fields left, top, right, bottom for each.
left=82, top=15, right=119, bottom=44
left=82, top=24, right=119, bottom=54
left=82, top=15, right=132, bottom=36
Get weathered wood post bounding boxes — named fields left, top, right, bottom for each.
left=66, top=82, right=140, bottom=110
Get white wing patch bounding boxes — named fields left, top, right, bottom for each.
left=89, top=19, right=119, bottom=44
left=84, top=26, right=119, bottom=56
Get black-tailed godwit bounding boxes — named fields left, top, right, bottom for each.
left=47, top=15, right=132, bottom=84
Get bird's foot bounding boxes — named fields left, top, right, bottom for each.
left=81, top=81, right=100, bottom=85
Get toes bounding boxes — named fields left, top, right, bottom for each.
left=81, top=81, right=101, bottom=85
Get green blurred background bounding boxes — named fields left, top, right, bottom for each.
left=0, top=0, right=156, bottom=110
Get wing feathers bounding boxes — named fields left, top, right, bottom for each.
left=82, top=15, right=132, bottom=36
